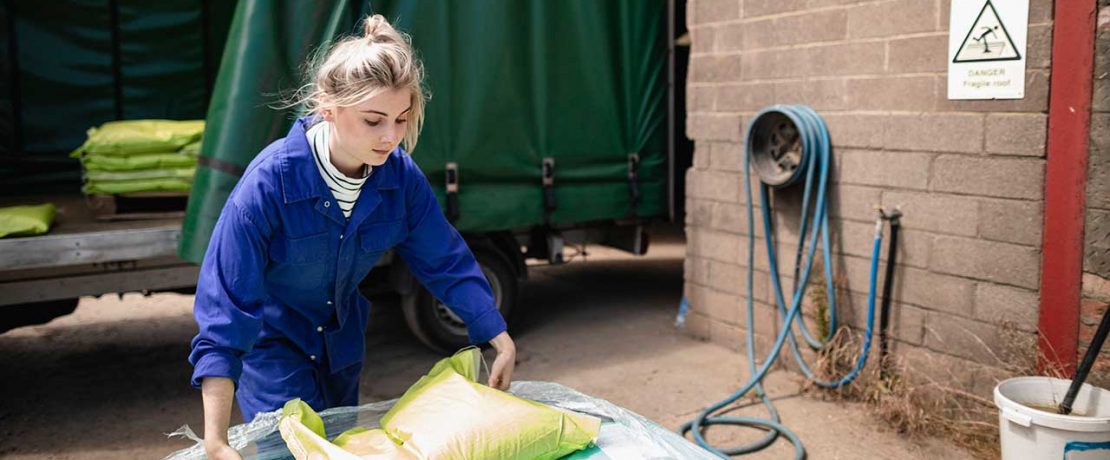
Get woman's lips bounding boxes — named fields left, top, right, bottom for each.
left=372, top=149, right=390, bottom=155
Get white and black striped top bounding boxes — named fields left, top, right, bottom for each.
left=306, top=121, right=371, bottom=219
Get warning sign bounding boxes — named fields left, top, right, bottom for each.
left=947, top=0, right=1029, bottom=100
left=952, top=0, right=1021, bottom=62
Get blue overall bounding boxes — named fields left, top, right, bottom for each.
left=188, top=117, right=507, bottom=421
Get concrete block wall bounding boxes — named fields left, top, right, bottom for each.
left=683, top=0, right=1054, bottom=389
left=1081, top=1, right=1110, bottom=389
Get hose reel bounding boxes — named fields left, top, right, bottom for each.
left=747, top=111, right=807, bottom=188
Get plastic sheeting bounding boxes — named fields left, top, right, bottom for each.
left=163, top=382, right=718, bottom=460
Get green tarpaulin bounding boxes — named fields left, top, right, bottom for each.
left=1, top=0, right=237, bottom=194
left=178, top=0, right=667, bottom=263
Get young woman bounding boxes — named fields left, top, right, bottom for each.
left=188, top=15, right=516, bottom=459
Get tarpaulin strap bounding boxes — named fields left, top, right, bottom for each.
left=542, top=157, right=556, bottom=225
left=627, top=153, right=641, bottom=217
left=445, top=162, right=460, bottom=223
left=197, top=155, right=246, bottom=177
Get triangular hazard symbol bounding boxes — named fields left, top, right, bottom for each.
left=952, top=0, right=1021, bottom=63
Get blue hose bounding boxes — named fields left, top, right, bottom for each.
left=679, top=105, right=885, bottom=459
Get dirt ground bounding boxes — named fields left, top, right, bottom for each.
left=0, top=225, right=974, bottom=459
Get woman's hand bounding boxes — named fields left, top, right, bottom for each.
left=487, top=331, right=516, bottom=390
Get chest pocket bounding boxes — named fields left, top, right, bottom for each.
left=359, top=220, right=405, bottom=253
left=268, top=231, right=331, bottom=287
left=270, top=232, right=330, bottom=264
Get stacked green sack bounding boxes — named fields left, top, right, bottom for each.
left=70, top=120, right=204, bottom=195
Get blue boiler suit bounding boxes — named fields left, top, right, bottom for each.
left=188, top=117, right=507, bottom=421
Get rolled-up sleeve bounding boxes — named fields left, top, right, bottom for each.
left=394, top=159, right=507, bottom=344
left=188, top=199, right=269, bottom=388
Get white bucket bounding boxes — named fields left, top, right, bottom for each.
left=994, top=377, right=1110, bottom=459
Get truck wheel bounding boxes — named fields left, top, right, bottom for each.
left=403, top=245, right=518, bottom=353
left=0, top=298, right=80, bottom=334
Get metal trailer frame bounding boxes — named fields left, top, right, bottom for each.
left=0, top=225, right=198, bottom=307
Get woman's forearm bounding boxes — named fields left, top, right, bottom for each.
left=201, top=377, right=236, bottom=447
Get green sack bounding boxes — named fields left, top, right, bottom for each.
left=179, top=139, right=202, bottom=157
left=279, top=348, right=601, bottom=460
left=82, top=178, right=193, bottom=195
left=0, top=203, right=57, bottom=238
left=84, top=167, right=196, bottom=182
left=82, top=152, right=198, bottom=172
left=70, top=119, right=205, bottom=157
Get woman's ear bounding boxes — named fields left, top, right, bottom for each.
left=318, top=95, right=336, bottom=122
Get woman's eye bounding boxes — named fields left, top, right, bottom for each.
left=397, top=119, right=408, bottom=124
left=365, top=120, right=381, bottom=127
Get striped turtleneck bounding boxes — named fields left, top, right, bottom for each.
left=306, top=121, right=371, bottom=219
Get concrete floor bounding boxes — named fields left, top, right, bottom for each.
left=0, top=225, right=972, bottom=459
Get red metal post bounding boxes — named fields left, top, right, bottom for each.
left=1038, top=0, right=1098, bottom=375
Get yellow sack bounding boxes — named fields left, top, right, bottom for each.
left=279, top=348, right=601, bottom=460
left=0, top=203, right=56, bottom=238
left=70, top=119, right=205, bottom=157
left=280, top=399, right=414, bottom=460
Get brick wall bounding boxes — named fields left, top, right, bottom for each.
left=1081, top=1, right=1110, bottom=389
left=683, top=0, right=1054, bottom=392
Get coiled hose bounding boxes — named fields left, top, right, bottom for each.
left=680, top=105, right=886, bottom=459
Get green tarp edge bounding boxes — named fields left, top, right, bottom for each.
left=179, top=0, right=366, bottom=263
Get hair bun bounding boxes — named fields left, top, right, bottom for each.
left=363, top=14, right=392, bottom=42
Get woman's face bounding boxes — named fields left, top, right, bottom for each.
left=324, top=87, right=411, bottom=167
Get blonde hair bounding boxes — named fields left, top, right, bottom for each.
left=287, top=15, right=428, bottom=152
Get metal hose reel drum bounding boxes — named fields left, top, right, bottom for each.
left=746, top=110, right=807, bottom=188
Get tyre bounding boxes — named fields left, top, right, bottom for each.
left=403, top=245, right=518, bottom=353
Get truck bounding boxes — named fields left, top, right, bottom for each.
left=0, top=0, right=238, bottom=332
left=0, top=0, right=690, bottom=353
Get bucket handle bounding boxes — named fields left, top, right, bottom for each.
left=1001, top=407, right=1033, bottom=428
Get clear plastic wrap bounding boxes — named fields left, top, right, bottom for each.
left=164, top=381, right=717, bottom=460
